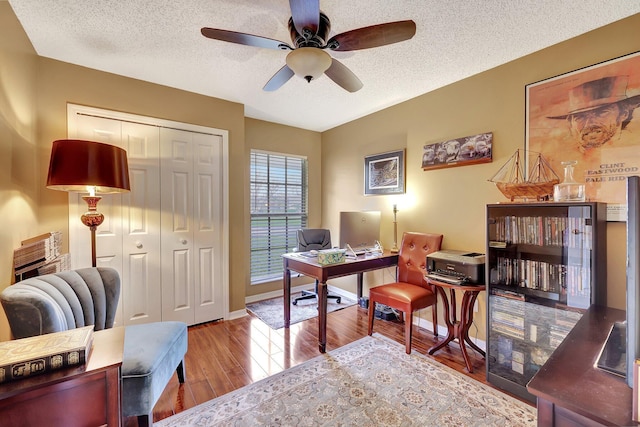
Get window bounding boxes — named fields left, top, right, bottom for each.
left=250, top=150, right=307, bottom=284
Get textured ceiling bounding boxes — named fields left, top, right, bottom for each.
left=7, top=1, right=640, bottom=132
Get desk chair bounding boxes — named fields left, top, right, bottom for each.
left=293, top=228, right=341, bottom=305
left=368, top=231, right=443, bottom=354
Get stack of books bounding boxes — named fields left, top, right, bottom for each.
left=13, top=232, right=68, bottom=277
left=37, top=253, right=71, bottom=275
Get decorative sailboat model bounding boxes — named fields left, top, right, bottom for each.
left=489, top=150, right=559, bottom=201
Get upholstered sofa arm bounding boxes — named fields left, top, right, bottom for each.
left=0, top=267, right=121, bottom=339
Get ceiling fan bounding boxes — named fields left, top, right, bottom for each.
left=201, top=0, right=416, bottom=92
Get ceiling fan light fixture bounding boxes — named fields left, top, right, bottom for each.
left=286, top=47, right=332, bottom=83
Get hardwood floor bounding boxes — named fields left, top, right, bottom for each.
left=124, top=305, right=529, bottom=426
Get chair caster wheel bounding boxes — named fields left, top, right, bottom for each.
left=292, top=301, right=298, bottom=305
left=336, top=298, right=341, bottom=303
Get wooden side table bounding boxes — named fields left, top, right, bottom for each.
left=426, top=277, right=486, bottom=373
left=0, top=327, right=124, bottom=426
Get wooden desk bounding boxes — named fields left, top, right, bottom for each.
left=283, top=251, right=398, bottom=352
left=426, top=277, right=486, bottom=373
left=0, top=327, right=124, bottom=427
left=527, top=305, right=637, bottom=426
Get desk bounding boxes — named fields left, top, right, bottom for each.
left=0, top=327, right=124, bottom=426
left=426, top=277, right=485, bottom=373
left=283, top=251, right=398, bottom=352
left=528, top=305, right=637, bottom=426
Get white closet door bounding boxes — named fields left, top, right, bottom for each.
left=70, top=114, right=126, bottom=326
left=71, top=115, right=163, bottom=325
left=120, top=122, right=162, bottom=325
left=192, top=132, right=225, bottom=324
left=69, top=104, right=229, bottom=326
left=160, top=128, right=194, bottom=323
left=70, top=115, right=124, bottom=273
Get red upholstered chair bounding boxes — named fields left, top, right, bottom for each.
left=368, top=232, right=443, bottom=354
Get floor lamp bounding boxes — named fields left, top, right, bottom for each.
left=46, top=139, right=130, bottom=267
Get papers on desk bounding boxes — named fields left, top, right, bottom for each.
left=298, top=252, right=318, bottom=258
left=345, top=242, right=383, bottom=258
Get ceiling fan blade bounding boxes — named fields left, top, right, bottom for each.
left=201, top=27, right=293, bottom=50
left=325, top=59, right=363, bottom=93
left=289, top=0, right=320, bottom=36
left=263, top=65, right=295, bottom=91
left=326, top=20, right=416, bottom=51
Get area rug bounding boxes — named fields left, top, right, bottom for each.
left=156, top=333, right=536, bottom=427
left=246, top=291, right=356, bottom=329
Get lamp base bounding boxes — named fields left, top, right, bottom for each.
left=390, top=247, right=399, bottom=253
left=81, top=196, right=104, bottom=267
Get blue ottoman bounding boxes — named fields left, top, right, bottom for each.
left=122, top=321, right=188, bottom=427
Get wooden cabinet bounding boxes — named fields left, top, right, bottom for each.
left=485, top=202, right=607, bottom=402
left=0, top=328, right=124, bottom=427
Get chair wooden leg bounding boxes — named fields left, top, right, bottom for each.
left=432, top=304, right=438, bottom=337
left=405, top=311, right=413, bottom=354
left=176, top=360, right=185, bottom=383
left=368, top=301, right=376, bottom=336
left=137, top=414, right=151, bottom=427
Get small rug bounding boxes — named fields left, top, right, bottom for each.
left=246, top=291, right=357, bottom=330
left=156, top=334, right=536, bottom=427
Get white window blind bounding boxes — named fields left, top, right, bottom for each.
left=250, top=150, right=307, bottom=284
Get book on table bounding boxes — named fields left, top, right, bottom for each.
left=0, top=326, right=94, bottom=384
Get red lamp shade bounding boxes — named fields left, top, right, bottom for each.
left=46, top=139, right=130, bottom=193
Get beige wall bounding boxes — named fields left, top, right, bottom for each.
left=321, top=14, right=640, bottom=340
left=0, top=2, right=39, bottom=340
left=244, top=118, right=322, bottom=296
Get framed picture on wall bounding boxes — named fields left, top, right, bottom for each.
left=422, top=132, right=493, bottom=171
left=364, top=149, right=405, bottom=195
left=525, top=50, right=640, bottom=221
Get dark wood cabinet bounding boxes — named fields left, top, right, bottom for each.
left=485, top=202, right=607, bottom=402
left=0, top=327, right=124, bottom=427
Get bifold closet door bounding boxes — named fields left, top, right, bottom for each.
left=70, top=114, right=162, bottom=326
left=159, top=128, right=225, bottom=324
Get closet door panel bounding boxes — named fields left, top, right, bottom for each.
left=69, top=115, right=124, bottom=273
left=160, top=128, right=195, bottom=323
left=120, top=122, right=161, bottom=325
left=193, top=133, right=224, bottom=323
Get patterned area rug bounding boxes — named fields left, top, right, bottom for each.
left=246, top=291, right=356, bottom=329
left=156, top=334, right=536, bottom=427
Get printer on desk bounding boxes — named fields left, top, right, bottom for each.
left=426, top=250, right=485, bottom=284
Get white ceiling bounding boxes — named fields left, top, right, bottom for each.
left=7, top=1, right=640, bottom=132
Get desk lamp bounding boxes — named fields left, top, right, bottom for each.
left=46, top=139, right=130, bottom=267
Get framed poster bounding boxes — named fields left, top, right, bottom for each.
left=364, top=149, right=405, bottom=195
left=526, top=50, right=640, bottom=221
left=422, top=132, right=493, bottom=171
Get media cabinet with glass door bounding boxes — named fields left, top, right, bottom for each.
left=485, top=202, right=607, bottom=402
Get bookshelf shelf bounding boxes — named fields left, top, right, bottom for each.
left=485, top=202, right=607, bottom=403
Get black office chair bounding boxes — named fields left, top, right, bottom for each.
left=293, top=228, right=342, bottom=305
